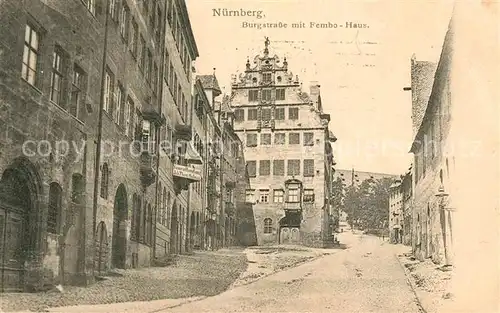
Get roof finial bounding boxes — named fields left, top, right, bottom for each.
left=264, top=37, right=270, bottom=55
left=213, top=67, right=216, bottom=76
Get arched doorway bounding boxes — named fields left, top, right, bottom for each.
left=225, top=217, right=230, bottom=246
left=94, top=221, right=108, bottom=275
left=0, top=159, right=40, bottom=292
left=170, top=204, right=178, bottom=254
left=112, top=184, right=127, bottom=269
left=190, top=212, right=195, bottom=250
left=279, top=211, right=302, bottom=245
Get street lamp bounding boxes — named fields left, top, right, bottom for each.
left=435, top=184, right=453, bottom=267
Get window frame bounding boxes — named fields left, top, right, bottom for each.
left=22, top=23, right=41, bottom=87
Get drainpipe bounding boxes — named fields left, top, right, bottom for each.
left=92, top=0, right=110, bottom=277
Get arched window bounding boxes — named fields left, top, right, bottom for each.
left=158, top=182, right=163, bottom=222
left=162, top=187, right=167, bottom=225
left=47, top=182, right=62, bottom=234
left=263, top=218, right=272, bottom=234
left=147, top=204, right=153, bottom=245
left=131, top=194, right=138, bottom=240
left=71, top=174, right=85, bottom=204
left=166, top=191, right=171, bottom=228
left=136, top=196, right=142, bottom=242
left=100, top=163, right=109, bottom=199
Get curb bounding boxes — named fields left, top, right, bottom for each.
left=394, top=253, right=428, bottom=313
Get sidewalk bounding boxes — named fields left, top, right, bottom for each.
left=1, top=249, right=247, bottom=313
left=394, top=245, right=454, bottom=313
left=1, top=245, right=334, bottom=313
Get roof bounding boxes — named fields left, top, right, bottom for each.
left=197, top=75, right=222, bottom=95
left=410, top=18, right=453, bottom=153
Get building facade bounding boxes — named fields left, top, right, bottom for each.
left=192, top=75, right=247, bottom=250
left=389, top=179, right=403, bottom=244
left=400, top=169, right=412, bottom=246
left=228, top=39, right=335, bottom=247
left=0, top=0, right=201, bottom=292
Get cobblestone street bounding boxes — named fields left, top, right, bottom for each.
left=3, top=232, right=429, bottom=313
left=164, top=232, right=422, bottom=313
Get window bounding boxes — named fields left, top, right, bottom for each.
left=109, top=0, right=117, bottom=20
left=120, top=3, right=129, bottom=41
left=263, top=218, right=272, bottom=233
left=125, top=97, right=134, bottom=137
left=261, top=108, right=271, bottom=121
left=276, top=88, right=285, bottom=100
left=287, top=184, right=300, bottom=202
left=103, top=69, right=113, bottom=112
left=289, top=107, right=299, bottom=120
left=22, top=24, right=40, bottom=86
left=262, top=72, right=272, bottom=83
left=248, top=108, right=258, bottom=120
left=287, top=159, right=300, bottom=176
left=273, top=189, right=284, bottom=203
left=274, top=133, right=285, bottom=145
left=248, top=90, right=259, bottom=102
left=289, top=133, right=300, bottom=145
left=50, top=49, right=65, bottom=106
left=259, top=160, right=270, bottom=176
left=114, top=83, right=123, bottom=124
left=262, top=89, right=272, bottom=101
left=142, top=120, right=156, bottom=153
left=304, top=132, right=314, bottom=146
left=70, top=65, right=84, bottom=119
left=139, top=36, right=146, bottom=71
left=303, top=189, right=315, bottom=202
left=234, top=109, right=244, bottom=121
left=152, top=63, right=158, bottom=94
left=275, top=108, right=285, bottom=120
left=86, top=0, right=96, bottom=15
left=246, top=161, right=256, bottom=177
left=260, top=190, right=269, bottom=203
left=146, top=50, right=152, bottom=82
left=260, top=133, right=271, bottom=145
left=100, top=163, right=109, bottom=199
left=245, top=189, right=255, bottom=203
left=246, top=133, right=257, bottom=147
left=273, top=160, right=285, bottom=176
left=47, top=183, right=62, bottom=234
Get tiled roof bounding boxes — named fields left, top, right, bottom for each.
left=410, top=59, right=437, bottom=137
left=197, top=75, right=222, bottom=93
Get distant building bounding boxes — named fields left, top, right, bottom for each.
left=228, top=39, right=336, bottom=247
left=400, top=169, right=413, bottom=246
left=389, top=180, right=403, bottom=244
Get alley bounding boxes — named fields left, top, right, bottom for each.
left=164, top=232, right=420, bottom=313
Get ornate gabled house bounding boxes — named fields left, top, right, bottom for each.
left=228, top=38, right=335, bottom=247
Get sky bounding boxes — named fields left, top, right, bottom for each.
left=185, top=0, right=454, bottom=175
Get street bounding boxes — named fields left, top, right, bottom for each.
left=164, top=232, right=420, bottom=313
left=45, top=232, right=421, bottom=313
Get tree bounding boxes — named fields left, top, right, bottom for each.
left=343, top=177, right=394, bottom=230
left=330, top=177, right=345, bottom=230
